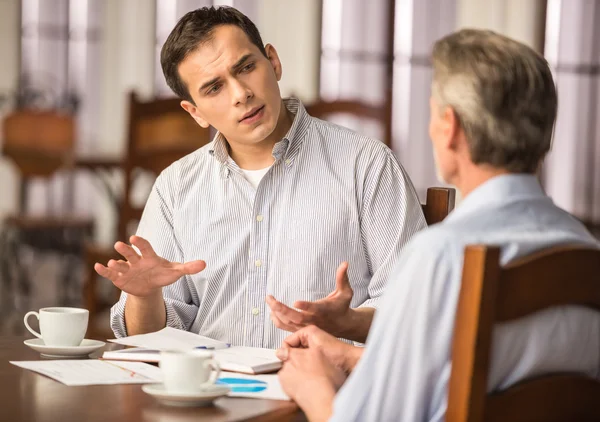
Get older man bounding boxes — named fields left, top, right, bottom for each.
left=276, top=29, right=600, bottom=422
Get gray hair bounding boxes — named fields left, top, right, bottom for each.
left=431, top=29, right=557, bottom=173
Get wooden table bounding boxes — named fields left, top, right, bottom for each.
left=1, top=337, right=302, bottom=422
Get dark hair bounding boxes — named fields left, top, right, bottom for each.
left=160, top=6, right=268, bottom=103
left=432, top=29, right=558, bottom=173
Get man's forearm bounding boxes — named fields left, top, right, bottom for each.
left=341, top=307, right=375, bottom=344
left=296, top=382, right=336, bottom=422
left=124, top=290, right=167, bottom=336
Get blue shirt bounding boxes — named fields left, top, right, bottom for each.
left=331, top=174, right=600, bottom=422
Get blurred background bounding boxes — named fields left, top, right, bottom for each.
left=0, top=0, right=598, bottom=339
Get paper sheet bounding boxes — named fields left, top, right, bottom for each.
left=108, top=327, right=229, bottom=351
left=218, top=371, right=290, bottom=401
left=11, top=360, right=163, bottom=386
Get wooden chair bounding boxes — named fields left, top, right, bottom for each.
left=304, top=99, right=391, bottom=145
left=0, top=110, right=94, bottom=314
left=304, top=99, right=388, bottom=121
left=447, top=245, right=600, bottom=422
left=83, top=92, right=211, bottom=338
left=422, top=187, right=456, bottom=225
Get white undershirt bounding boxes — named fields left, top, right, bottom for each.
left=240, top=166, right=272, bottom=189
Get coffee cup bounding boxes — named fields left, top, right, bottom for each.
left=24, top=307, right=89, bottom=347
left=160, top=350, right=220, bottom=393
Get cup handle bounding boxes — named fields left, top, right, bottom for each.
left=204, top=359, right=221, bottom=385
left=24, top=311, right=42, bottom=339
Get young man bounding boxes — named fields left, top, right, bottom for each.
left=275, top=29, right=600, bottom=421
left=95, top=6, right=426, bottom=348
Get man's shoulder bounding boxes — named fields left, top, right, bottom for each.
left=407, top=225, right=465, bottom=257
left=158, top=143, right=215, bottom=182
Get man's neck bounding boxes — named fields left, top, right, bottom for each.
left=228, top=101, right=294, bottom=170
left=452, top=164, right=512, bottom=199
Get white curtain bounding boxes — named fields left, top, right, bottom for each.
left=20, top=0, right=105, bottom=216
left=319, top=0, right=391, bottom=142
left=391, top=0, right=457, bottom=200
left=544, top=0, right=600, bottom=225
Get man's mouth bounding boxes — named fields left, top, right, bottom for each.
left=240, top=105, right=265, bottom=122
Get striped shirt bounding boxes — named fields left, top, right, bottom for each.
left=110, top=97, right=427, bottom=348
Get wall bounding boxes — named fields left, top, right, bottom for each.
left=258, top=0, right=321, bottom=102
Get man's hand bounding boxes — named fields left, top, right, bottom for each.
left=278, top=346, right=346, bottom=422
left=276, top=325, right=364, bottom=375
left=94, top=235, right=206, bottom=297
left=266, top=262, right=354, bottom=338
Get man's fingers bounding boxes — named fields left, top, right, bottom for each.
left=94, top=263, right=120, bottom=281
left=293, top=300, right=319, bottom=313
left=176, top=260, right=207, bottom=275
left=282, top=331, right=304, bottom=349
left=114, top=241, right=141, bottom=263
left=130, top=236, right=157, bottom=258
left=271, top=310, right=302, bottom=332
left=107, top=259, right=129, bottom=274
left=275, top=345, right=290, bottom=361
left=269, top=298, right=307, bottom=326
left=282, top=326, right=321, bottom=350
left=335, top=261, right=351, bottom=292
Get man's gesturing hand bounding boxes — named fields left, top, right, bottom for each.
left=94, top=235, right=206, bottom=297
left=266, top=262, right=353, bottom=338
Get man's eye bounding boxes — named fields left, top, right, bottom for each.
left=208, top=84, right=221, bottom=94
left=241, top=63, right=255, bottom=72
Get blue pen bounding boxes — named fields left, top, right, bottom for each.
left=195, top=343, right=231, bottom=350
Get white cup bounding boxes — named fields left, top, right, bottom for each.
left=160, top=350, right=221, bottom=393
left=24, top=307, right=89, bottom=347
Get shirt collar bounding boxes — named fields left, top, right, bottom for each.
left=446, top=174, right=547, bottom=222
left=208, top=97, right=310, bottom=166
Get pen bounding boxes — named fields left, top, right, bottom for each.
left=194, top=343, right=231, bottom=350
left=105, top=361, right=138, bottom=378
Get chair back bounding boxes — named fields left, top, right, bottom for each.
left=118, top=92, right=210, bottom=241
left=304, top=99, right=390, bottom=145
left=447, top=245, right=600, bottom=422
left=422, top=187, right=456, bottom=225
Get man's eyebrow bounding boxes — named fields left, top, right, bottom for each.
left=231, top=54, right=254, bottom=73
left=199, top=77, right=220, bottom=92
left=198, top=54, right=255, bottom=92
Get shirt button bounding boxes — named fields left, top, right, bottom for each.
left=256, top=215, right=264, bottom=222
left=285, top=159, right=291, bottom=165
left=255, top=259, right=262, bottom=267
left=251, top=308, right=260, bottom=316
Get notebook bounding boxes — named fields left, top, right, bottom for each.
left=102, top=328, right=282, bottom=375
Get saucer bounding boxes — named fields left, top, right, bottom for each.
left=24, top=338, right=106, bottom=359
left=142, top=384, right=230, bottom=407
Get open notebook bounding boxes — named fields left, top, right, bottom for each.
left=102, top=327, right=282, bottom=375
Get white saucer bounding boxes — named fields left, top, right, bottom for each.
left=142, top=384, right=230, bottom=407
left=24, top=338, right=106, bottom=359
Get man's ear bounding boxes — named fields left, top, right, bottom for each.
left=264, top=44, right=282, bottom=81
left=442, top=106, right=461, bottom=151
left=180, top=100, right=209, bottom=128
